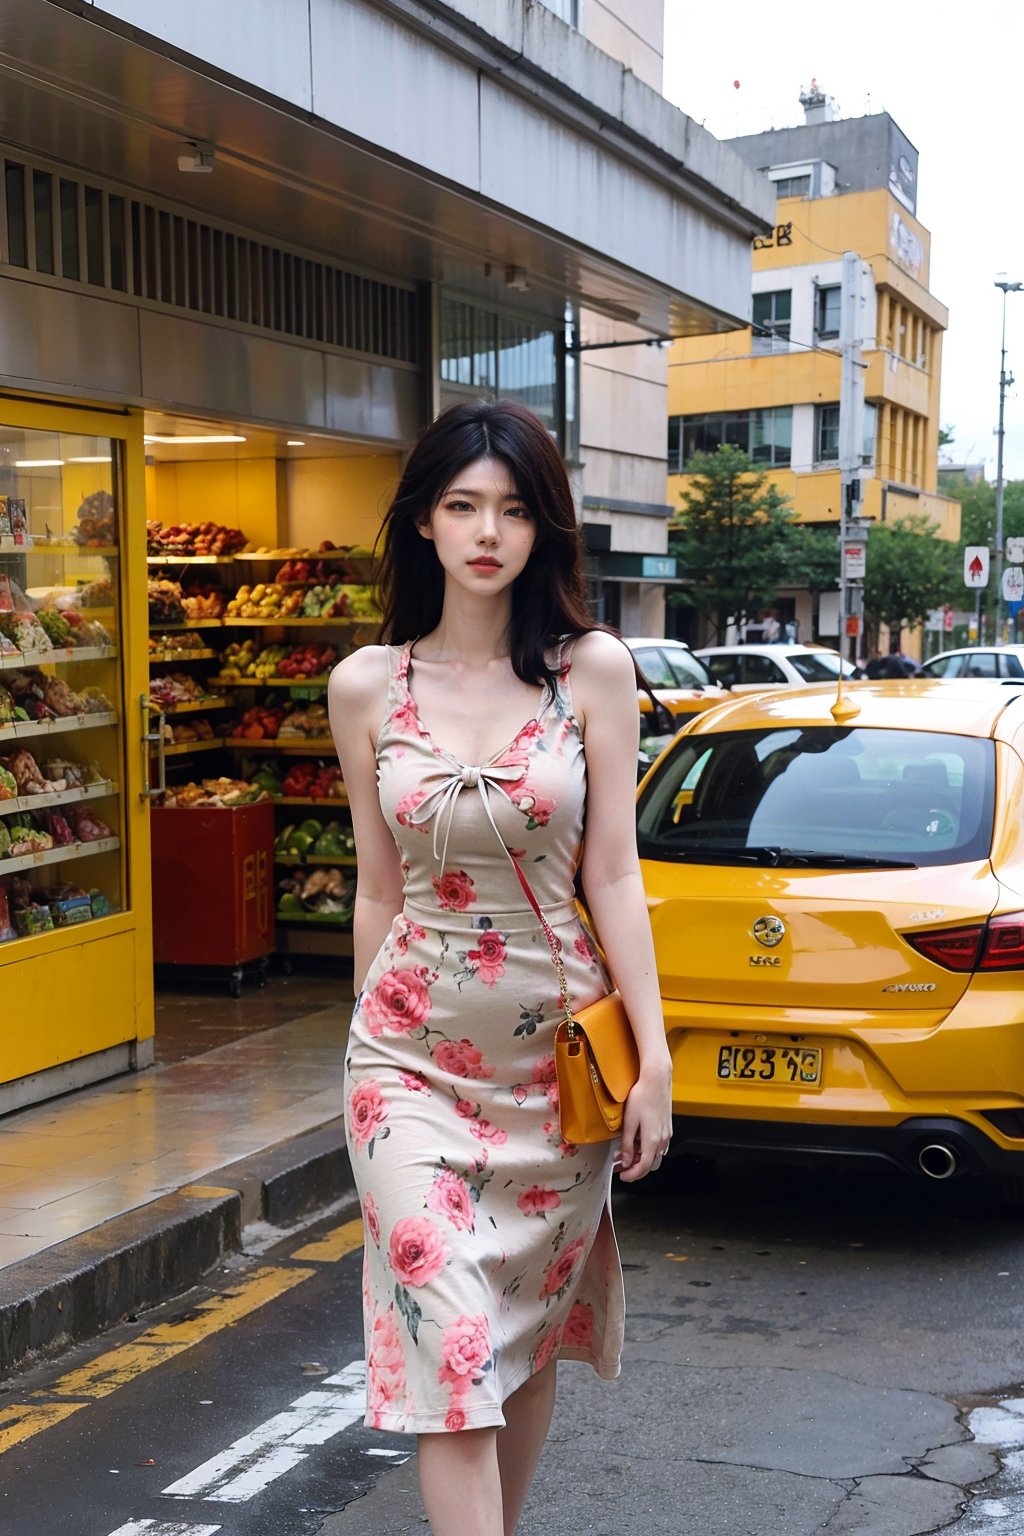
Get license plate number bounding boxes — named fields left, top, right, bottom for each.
left=716, top=1044, right=822, bottom=1086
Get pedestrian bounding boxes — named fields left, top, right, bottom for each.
left=328, top=398, right=671, bottom=1536
left=762, top=610, right=780, bottom=644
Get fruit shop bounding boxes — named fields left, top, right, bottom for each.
left=0, top=393, right=407, bottom=1111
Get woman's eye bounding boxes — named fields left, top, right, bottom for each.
left=445, top=500, right=474, bottom=512
left=506, top=506, right=533, bottom=520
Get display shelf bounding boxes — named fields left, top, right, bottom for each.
left=224, top=737, right=335, bottom=753
left=276, top=926, right=354, bottom=958
left=222, top=617, right=369, bottom=628
left=273, top=793, right=349, bottom=806
left=275, top=853, right=357, bottom=868
left=155, top=698, right=233, bottom=716
left=149, top=648, right=218, bottom=664
left=208, top=675, right=330, bottom=689
left=147, top=554, right=236, bottom=565
left=0, top=780, right=117, bottom=817
left=0, top=645, right=118, bottom=671
left=157, top=738, right=227, bottom=757
left=147, top=620, right=224, bottom=631
left=275, top=911, right=354, bottom=927
left=0, top=539, right=118, bottom=557
left=1, top=834, right=120, bottom=877
left=0, top=711, right=118, bottom=742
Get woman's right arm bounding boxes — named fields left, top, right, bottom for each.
left=327, top=647, right=405, bottom=989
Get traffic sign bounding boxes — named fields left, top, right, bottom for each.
left=843, top=542, right=866, bottom=580
left=1001, top=565, right=1024, bottom=601
left=964, top=546, right=990, bottom=587
left=1007, top=537, right=1024, bottom=563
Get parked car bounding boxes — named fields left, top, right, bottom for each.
left=695, top=643, right=858, bottom=692
left=917, top=646, right=1024, bottom=681
left=625, top=637, right=728, bottom=730
left=634, top=679, right=1024, bottom=1207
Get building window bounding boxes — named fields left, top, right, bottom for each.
left=816, top=404, right=840, bottom=463
left=440, top=296, right=559, bottom=433
left=862, top=402, right=878, bottom=466
left=752, top=290, right=791, bottom=353
left=816, top=285, right=841, bottom=339
left=774, top=175, right=810, bottom=199
left=538, top=0, right=578, bottom=23
left=668, top=408, right=793, bottom=471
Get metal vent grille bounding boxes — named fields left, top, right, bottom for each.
left=0, top=153, right=420, bottom=366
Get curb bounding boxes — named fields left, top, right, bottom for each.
left=0, top=1116, right=353, bottom=1381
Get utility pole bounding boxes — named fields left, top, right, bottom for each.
left=994, top=276, right=1022, bottom=642
left=837, top=251, right=870, bottom=664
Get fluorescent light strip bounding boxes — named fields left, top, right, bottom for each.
left=15, top=459, right=64, bottom=468
left=66, top=456, right=112, bottom=464
left=287, top=440, right=305, bottom=447
left=144, top=434, right=247, bottom=445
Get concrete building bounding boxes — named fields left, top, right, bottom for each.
left=667, top=87, right=960, bottom=645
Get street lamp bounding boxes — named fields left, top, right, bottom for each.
left=994, top=275, right=1022, bottom=639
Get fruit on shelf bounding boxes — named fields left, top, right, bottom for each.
left=161, top=717, right=215, bottom=745
left=249, top=760, right=284, bottom=797
left=67, top=804, right=113, bottom=841
left=148, top=578, right=186, bottom=625
left=180, top=583, right=226, bottom=620
left=280, top=760, right=344, bottom=799
left=147, top=520, right=247, bottom=557
left=149, top=630, right=208, bottom=654
left=278, top=703, right=330, bottom=739
left=275, top=643, right=338, bottom=679
left=225, top=583, right=303, bottom=619
left=0, top=764, right=16, bottom=800
left=217, top=641, right=339, bottom=681
left=0, top=611, right=52, bottom=654
left=149, top=673, right=218, bottom=709
left=230, top=704, right=286, bottom=740
left=73, top=490, right=116, bottom=548
left=274, top=558, right=347, bottom=585
left=277, top=866, right=355, bottom=917
left=0, top=749, right=50, bottom=795
left=155, top=776, right=268, bottom=808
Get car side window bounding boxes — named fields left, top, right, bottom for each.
left=920, top=655, right=962, bottom=678
left=964, top=652, right=998, bottom=678
left=1001, top=653, right=1024, bottom=678
left=740, top=654, right=787, bottom=685
left=703, top=656, right=736, bottom=686
left=666, top=651, right=710, bottom=688
left=633, top=648, right=675, bottom=689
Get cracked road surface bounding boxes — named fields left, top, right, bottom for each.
left=2, top=1164, right=1022, bottom=1534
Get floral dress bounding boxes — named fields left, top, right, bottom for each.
left=344, top=640, right=624, bottom=1434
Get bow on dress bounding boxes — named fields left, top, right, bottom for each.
left=404, top=759, right=526, bottom=875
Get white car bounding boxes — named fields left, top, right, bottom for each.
left=695, top=643, right=858, bottom=692
left=916, top=646, right=1024, bottom=681
left=624, top=637, right=728, bottom=728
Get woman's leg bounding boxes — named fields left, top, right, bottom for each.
left=418, top=1427, right=504, bottom=1536
left=495, top=1362, right=558, bottom=1536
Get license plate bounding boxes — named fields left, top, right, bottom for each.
left=716, top=1043, right=822, bottom=1086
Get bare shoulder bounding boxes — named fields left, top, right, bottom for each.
left=328, top=644, right=390, bottom=710
left=569, top=629, right=635, bottom=688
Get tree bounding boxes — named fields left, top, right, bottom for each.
left=938, top=424, right=956, bottom=448
left=669, top=446, right=796, bottom=639
left=863, top=514, right=960, bottom=650
left=787, top=524, right=840, bottom=594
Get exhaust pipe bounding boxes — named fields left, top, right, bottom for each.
left=918, top=1143, right=959, bottom=1180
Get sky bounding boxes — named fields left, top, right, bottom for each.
left=662, top=0, right=1024, bottom=479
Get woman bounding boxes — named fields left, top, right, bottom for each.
left=328, top=398, right=671, bottom=1536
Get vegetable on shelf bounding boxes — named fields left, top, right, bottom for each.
left=280, top=759, right=344, bottom=800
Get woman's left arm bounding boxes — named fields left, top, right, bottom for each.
left=573, top=631, right=672, bottom=1183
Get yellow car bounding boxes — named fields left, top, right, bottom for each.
left=626, top=637, right=728, bottom=739
left=635, top=679, right=1024, bottom=1207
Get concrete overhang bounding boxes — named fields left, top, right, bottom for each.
left=0, top=0, right=774, bottom=337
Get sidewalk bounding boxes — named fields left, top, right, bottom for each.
left=0, top=980, right=355, bottom=1377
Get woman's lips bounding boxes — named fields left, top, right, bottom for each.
left=469, top=558, right=501, bottom=569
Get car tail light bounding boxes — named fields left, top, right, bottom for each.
left=906, top=913, right=1024, bottom=972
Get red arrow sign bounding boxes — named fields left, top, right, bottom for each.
left=969, top=554, right=984, bottom=578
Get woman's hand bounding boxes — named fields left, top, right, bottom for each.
left=617, top=1055, right=673, bottom=1183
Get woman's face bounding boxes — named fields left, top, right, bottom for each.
left=418, top=456, right=536, bottom=597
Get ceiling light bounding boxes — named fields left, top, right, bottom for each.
left=286, top=440, right=306, bottom=447
left=144, top=435, right=247, bottom=445
left=15, top=459, right=64, bottom=468
left=66, top=455, right=112, bottom=464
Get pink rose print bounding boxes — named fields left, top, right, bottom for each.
left=366, top=1304, right=408, bottom=1428
left=394, top=918, right=428, bottom=956
left=434, top=1038, right=495, bottom=1080
left=465, top=930, right=507, bottom=988
left=492, top=743, right=530, bottom=791
left=445, top=1408, right=467, bottom=1432
left=532, top=1324, right=562, bottom=1372
left=573, top=931, right=597, bottom=964
left=540, top=1234, right=588, bottom=1300
left=426, top=1168, right=475, bottom=1232
left=517, top=1185, right=562, bottom=1216
left=532, top=1054, right=556, bottom=1085
left=470, top=1117, right=509, bottom=1147
left=510, top=786, right=556, bottom=827
left=389, top=1215, right=449, bottom=1288
left=399, top=1070, right=432, bottom=1095
left=361, top=968, right=432, bottom=1036
left=431, top=869, right=477, bottom=911
left=390, top=700, right=421, bottom=736
left=455, top=1097, right=477, bottom=1119
left=364, top=1190, right=381, bottom=1247
left=438, top=1312, right=492, bottom=1384
left=563, top=1301, right=595, bottom=1351
left=546, top=1079, right=560, bottom=1111
left=395, top=788, right=430, bottom=830
left=348, top=1079, right=389, bottom=1151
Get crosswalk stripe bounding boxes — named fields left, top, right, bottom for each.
left=162, top=1360, right=366, bottom=1504
left=106, top=1522, right=222, bottom=1535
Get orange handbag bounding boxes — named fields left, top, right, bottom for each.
left=512, top=861, right=640, bottom=1144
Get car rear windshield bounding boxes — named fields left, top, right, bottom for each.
left=787, top=652, right=843, bottom=682
left=636, top=726, right=995, bottom=868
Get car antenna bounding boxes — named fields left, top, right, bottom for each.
left=830, top=662, right=860, bottom=723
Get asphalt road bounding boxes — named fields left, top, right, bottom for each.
left=3, top=1163, right=1024, bottom=1536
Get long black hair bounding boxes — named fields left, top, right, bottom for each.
left=376, top=399, right=602, bottom=689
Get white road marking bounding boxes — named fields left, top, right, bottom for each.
left=106, top=1522, right=222, bottom=1535
left=162, top=1360, right=367, bottom=1505
left=364, top=1447, right=409, bottom=1458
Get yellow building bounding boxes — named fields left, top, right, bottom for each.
left=667, top=96, right=960, bottom=646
